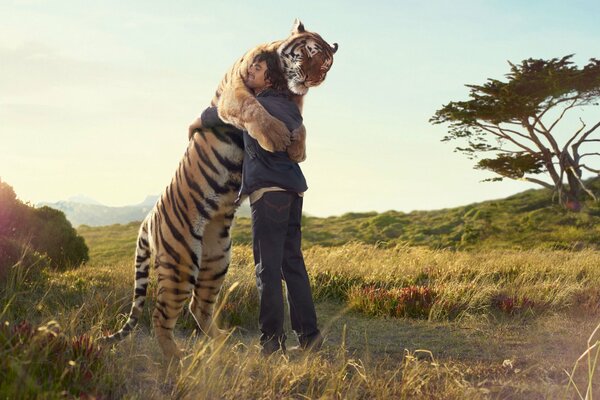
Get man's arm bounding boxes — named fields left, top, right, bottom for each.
left=200, top=107, right=224, bottom=128
left=188, top=107, right=227, bottom=140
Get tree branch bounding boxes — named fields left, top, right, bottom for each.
left=518, top=176, right=555, bottom=189
left=530, top=124, right=562, bottom=156
left=530, top=115, right=562, bottom=156
left=547, top=97, right=580, bottom=133
left=537, top=95, right=581, bottom=121
left=581, top=164, right=600, bottom=174
left=485, top=123, right=535, bottom=142
left=564, top=118, right=586, bottom=155
left=476, top=124, right=538, bottom=153
left=576, top=120, right=600, bottom=146
left=573, top=120, right=600, bottom=165
left=579, top=152, right=600, bottom=159
left=521, top=122, right=562, bottom=186
left=497, top=148, right=527, bottom=155
left=566, top=166, right=598, bottom=201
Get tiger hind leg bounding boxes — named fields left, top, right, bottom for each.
left=189, top=215, right=233, bottom=339
left=153, top=254, right=199, bottom=359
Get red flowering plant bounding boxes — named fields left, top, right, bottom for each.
left=492, top=294, right=535, bottom=314
left=350, top=285, right=437, bottom=319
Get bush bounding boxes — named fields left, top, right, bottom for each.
left=0, top=238, right=22, bottom=279
left=0, top=180, right=29, bottom=238
left=349, top=285, right=437, bottom=319
left=0, top=179, right=88, bottom=271
left=30, top=207, right=89, bottom=269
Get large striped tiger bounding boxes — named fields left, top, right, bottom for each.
left=101, top=19, right=337, bottom=359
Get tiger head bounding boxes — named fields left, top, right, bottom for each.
left=278, top=19, right=338, bottom=95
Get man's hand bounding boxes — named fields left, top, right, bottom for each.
left=188, top=118, right=203, bottom=140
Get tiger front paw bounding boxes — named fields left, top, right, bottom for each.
left=287, top=125, right=306, bottom=162
left=287, top=141, right=306, bottom=163
left=248, top=116, right=291, bottom=152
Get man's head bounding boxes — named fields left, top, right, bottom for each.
left=245, top=52, right=288, bottom=94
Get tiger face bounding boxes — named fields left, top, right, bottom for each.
left=278, top=19, right=338, bottom=95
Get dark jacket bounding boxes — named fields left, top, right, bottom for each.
left=200, top=89, right=307, bottom=197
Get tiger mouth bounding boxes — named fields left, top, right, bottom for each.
left=289, top=81, right=309, bottom=95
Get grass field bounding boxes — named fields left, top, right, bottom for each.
left=77, top=178, right=600, bottom=253
left=2, top=226, right=600, bottom=398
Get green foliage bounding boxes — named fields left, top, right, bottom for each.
left=0, top=179, right=88, bottom=271
left=476, top=152, right=545, bottom=180
left=432, top=55, right=600, bottom=131
left=0, top=321, right=109, bottom=399
left=0, top=180, right=29, bottom=239
left=30, top=207, right=89, bottom=269
left=431, top=55, right=600, bottom=206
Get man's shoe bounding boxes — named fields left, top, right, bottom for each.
left=260, top=338, right=287, bottom=357
left=291, top=332, right=323, bottom=353
left=261, top=346, right=286, bottom=357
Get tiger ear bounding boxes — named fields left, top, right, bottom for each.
left=292, top=18, right=305, bottom=34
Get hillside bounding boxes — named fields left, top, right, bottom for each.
left=235, top=179, right=600, bottom=250
left=78, top=179, right=600, bottom=254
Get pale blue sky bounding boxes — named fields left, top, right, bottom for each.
left=1, top=0, right=600, bottom=216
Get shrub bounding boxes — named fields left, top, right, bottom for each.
left=492, top=294, right=535, bottom=314
left=0, top=179, right=88, bottom=271
left=349, top=285, right=437, bottom=319
left=30, top=206, right=89, bottom=269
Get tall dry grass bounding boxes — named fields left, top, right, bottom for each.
left=565, top=321, right=600, bottom=400
left=220, top=244, right=600, bottom=321
left=2, top=243, right=599, bottom=398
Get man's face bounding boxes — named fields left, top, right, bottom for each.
left=245, top=60, right=271, bottom=92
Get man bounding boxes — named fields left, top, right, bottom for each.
left=192, top=52, right=322, bottom=355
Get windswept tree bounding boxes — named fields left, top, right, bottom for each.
left=431, top=55, right=600, bottom=211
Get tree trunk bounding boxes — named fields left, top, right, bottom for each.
left=561, top=154, right=583, bottom=212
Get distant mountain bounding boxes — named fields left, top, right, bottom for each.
left=139, top=195, right=160, bottom=207
left=37, top=197, right=158, bottom=227
left=67, top=194, right=103, bottom=205
left=38, top=195, right=251, bottom=227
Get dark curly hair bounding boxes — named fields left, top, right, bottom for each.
left=252, top=51, right=291, bottom=95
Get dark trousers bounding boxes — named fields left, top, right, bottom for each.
left=251, top=191, right=319, bottom=350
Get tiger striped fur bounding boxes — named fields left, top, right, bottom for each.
left=101, top=19, right=337, bottom=359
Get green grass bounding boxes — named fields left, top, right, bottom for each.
left=77, top=221, right=141, bottom=266
left=83, top=178, right=600, bottom=252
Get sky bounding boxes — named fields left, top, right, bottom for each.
left=2, top=0, right=600, bottom=217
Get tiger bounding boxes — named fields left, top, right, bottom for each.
left=101, top=19, right=337, bottom=359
